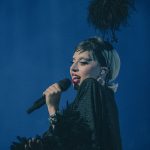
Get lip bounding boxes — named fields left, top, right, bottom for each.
left=71, top=73, right=81, bottom=79
left=71, top=73, right=81, bottom=84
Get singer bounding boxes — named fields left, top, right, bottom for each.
left=11, top=37, right=122, bottom=150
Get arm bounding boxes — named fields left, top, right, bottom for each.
left=43, top=83, right=62, bottom=129
left=73, top=78, right=103, bottom=139
left=74, top=78, right=122, bottom=150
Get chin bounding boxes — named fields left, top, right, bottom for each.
left=73, top=83, right=80, bottom=90
left=72, top=78, right=86, bottom=90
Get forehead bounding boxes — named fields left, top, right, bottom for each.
left=73, top=50, right=94, bottom=60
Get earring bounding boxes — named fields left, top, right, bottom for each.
left=97, top=76, right=105, bottom=85
left=101, top=70, right=105, bottom=75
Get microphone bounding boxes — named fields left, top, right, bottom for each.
left=27, top=78, right=71, bottom=114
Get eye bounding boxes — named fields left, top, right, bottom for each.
left=79, top=61, right=88, bottom=65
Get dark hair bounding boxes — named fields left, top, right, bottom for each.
left=74, top=37, right=113, bottom=67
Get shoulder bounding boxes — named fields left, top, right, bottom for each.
left=78, top=78, right=113, bottom=97
left=76, top=78, right=102, bottom=97
left=79, top=78, right=100, bottom=88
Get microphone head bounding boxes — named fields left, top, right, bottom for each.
left=58, top=78, right=71, bottom=91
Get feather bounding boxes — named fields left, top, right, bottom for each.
left=10, top=107, right=97, bottom=150
left=88, top=0, right=135, bottom=42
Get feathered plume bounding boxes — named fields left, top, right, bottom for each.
left=88, top=0, right=135, bottom=42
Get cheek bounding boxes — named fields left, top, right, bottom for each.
left=69, top=67, right=71, bottom=75
left=81, top=66, right=99, bottom=78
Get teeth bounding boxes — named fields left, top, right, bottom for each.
left=73, top=76, right=80, bottom=79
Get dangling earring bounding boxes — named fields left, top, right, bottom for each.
left=97, top=68, right=107, bottom=85
left=97, top=75, right=105, bottom=85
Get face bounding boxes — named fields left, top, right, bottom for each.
left=70, top=50, right=101, bottom=89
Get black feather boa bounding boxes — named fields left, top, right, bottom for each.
left=10, top=107, right=100, bottom=150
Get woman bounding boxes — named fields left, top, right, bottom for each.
left=43, top=36, right=122, bottom=150
left=11, top=37, right=122, bottom=150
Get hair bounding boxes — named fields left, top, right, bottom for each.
left=74, top=36, right=120, bottom=92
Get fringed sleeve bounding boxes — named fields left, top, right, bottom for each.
left=71, top=78, right=122, bottom=150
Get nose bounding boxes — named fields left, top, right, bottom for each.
left=70, top=62, right=79, bottom=72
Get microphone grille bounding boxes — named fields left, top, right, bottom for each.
left=58, top=78, right=71, bottom=91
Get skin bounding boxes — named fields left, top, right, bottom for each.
left=70, top=50, right=102, bottom=89
left=43, top=83, right=61, bottom=116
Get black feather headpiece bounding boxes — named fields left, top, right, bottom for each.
left=88, top=0, right=135, bottom=42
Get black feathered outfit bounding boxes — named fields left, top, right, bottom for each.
left=11, top=78, right=122, bottom=150
left=69, top=78, right=122, bottom=150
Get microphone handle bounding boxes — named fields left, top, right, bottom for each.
left=27, top=95, right=45, bottom=114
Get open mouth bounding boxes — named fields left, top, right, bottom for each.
left=72, top=75, right=81, bottom=84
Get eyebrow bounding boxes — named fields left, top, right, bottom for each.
left=72, top=57, right=93, bottom=61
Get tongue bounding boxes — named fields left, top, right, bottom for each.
left=72, top=78, right=80, bottom=84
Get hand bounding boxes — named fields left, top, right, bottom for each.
left=43, top=83, right=62, bottom=109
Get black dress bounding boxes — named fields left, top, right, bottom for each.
left=11, top=78, right=122, bottom=150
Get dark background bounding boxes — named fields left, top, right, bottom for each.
left=0, top=0, right=149, bottom=149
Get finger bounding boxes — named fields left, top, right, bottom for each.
left=46, top=83, right=60, bottom=91
left=43, top=86, right=53, bottom=95
left=44, top=87, right=59, bottom=96
left=44, top=86, right=55, bottom=95
left=43, top=82, right=61, bottom=96
left=53, top=83, right=61, bottom=92
left=48, top=84, right=61, bottom=94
